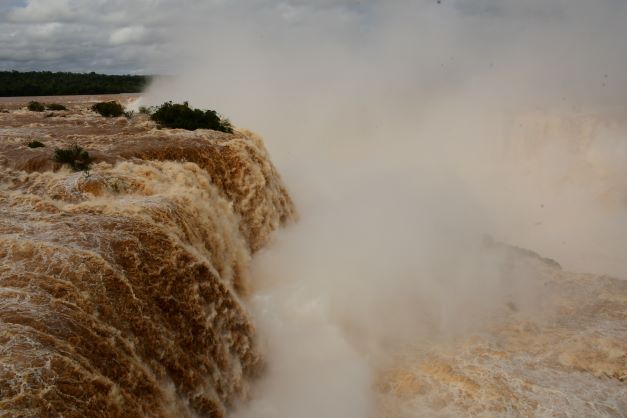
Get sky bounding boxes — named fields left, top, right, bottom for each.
left=0, top=0, right=375, bottom=74
left=4, top=0, right=626, bottom=75
left=0, top=0, right=174, bottom=74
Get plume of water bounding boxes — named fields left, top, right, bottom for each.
left=143, top=1, right=627, bottom=416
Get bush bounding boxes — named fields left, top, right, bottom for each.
left=91, top=101, right=124, bottom=117
left=27, top=140, right=45, bottom=148
left=138, top=106, right=154, bottom=115
left=150, top=101, right=233, bottom=132
left=28, top=101, right=45, bottom=112
left=53, top=145, right=92, bottom=171
left=46, top=103, right=67, bottom=111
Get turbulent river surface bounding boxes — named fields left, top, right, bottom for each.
left=376, top=250, right=627, bottom=417
left=0, top=96, right=625, bottom=417
left=0, top=96, right=295, bottom=417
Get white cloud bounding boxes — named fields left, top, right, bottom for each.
left=8, top=0, right=75, bottom=23
left=109, top=26, right=147, bottom=45
left=25, top=22, right=63, bottom=39
left=0, top=0, right=174, bottom=73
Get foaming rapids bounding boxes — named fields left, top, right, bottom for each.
left=0, top=104, right=295, bottom=417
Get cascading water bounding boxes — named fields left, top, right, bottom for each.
left=0, top=100, right=295, bottom=417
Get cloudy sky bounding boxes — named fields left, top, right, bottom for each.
left=0, top=0, right=378, bottom=74
left=0, top=0, right=176, bottom=74
left=1, top=0, right=627, bottom=77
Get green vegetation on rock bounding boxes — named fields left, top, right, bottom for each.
left=27, top=101, right=45, bottom=112
left=46, top=103, right=67, bottom=111
left=92, top=101, right=124, bottom=117
left=53, top=145, right=92, bottom=171
left=150, top=101, right=233, bottom=132
left=27, top=140, right=45, bottom=148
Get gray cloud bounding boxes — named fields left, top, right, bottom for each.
left=0, top=0, right=324, bottom=73
left=0, top=0, right=174, bottom=73
left=2, top=0, right=626, bottom=78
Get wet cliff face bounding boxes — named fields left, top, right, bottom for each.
left=0, top=96, right=295, bottom=417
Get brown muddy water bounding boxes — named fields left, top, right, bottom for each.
left=0, top=96, right=625, bottom=417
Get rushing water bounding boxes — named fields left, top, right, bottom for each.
left=0, top=100, right=294, bottom=417
left=0, top=99, right=625, bottom=417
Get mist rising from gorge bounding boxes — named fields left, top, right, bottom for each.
left=142, top=1, right=627, bottom=416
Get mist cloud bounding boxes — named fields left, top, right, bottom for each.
left=142, top=2, right=627, bottom=417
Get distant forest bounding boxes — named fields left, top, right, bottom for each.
left=0, top=71, right=151, bottom=96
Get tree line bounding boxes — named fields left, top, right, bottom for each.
left=0, top=71, right=151, bottom=97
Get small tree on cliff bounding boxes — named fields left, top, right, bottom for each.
left=150, top=101, right=233, bottom=132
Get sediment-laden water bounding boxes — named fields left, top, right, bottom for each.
left=0, top=98, right=625, bottom=418
left=0, top=97, right=294, bottom=417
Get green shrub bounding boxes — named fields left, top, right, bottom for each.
left=46, top=103, right=67, bottom=111
left=91, top=101, right=124, bottom=117
left=150, top=101, right=233, bottom=132
left=27, top=101, right=45, bottom=112
left=27, top=140, right=45, bottom=148
left=53, top=145, right=92, bottom=171
left=138, top=106, right=155, bottom=115
left=124, top=110, right=135, bottom=119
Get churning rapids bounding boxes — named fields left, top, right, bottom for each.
left=0, top=96, right=295, bottom=417
left=0, top=96, right=625, bottom=417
